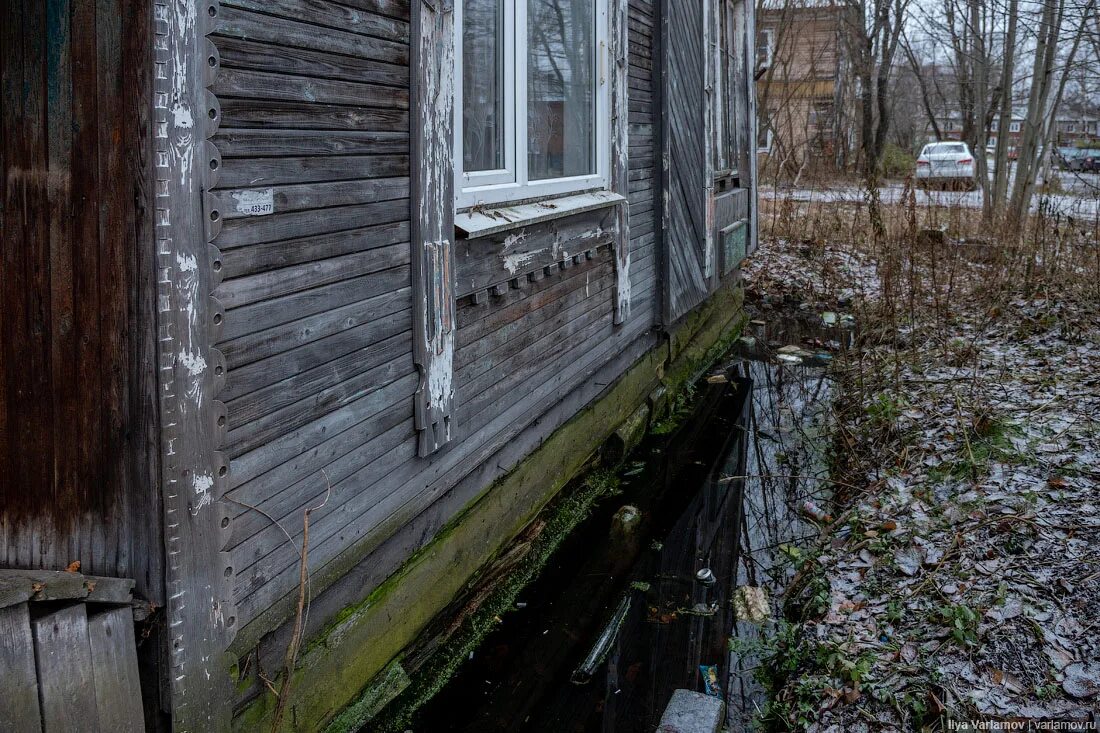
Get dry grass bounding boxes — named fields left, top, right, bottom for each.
left=746, top=178, right=1100, bottom=730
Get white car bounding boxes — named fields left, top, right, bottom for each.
left=915, top=142, right=977, bottom=189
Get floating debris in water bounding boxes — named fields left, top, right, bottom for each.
left=732, top=586, right=771, bottom=624
left=700, top=665, right=722, bottom=697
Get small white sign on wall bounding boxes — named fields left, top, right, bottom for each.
left=232, top=189, right=275, bottom=217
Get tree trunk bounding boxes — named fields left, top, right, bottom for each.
left=988, top=0, right=1018, bottom=217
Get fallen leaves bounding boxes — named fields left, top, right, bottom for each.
left=1062, top=663, right=1100, bottom=699
left=741, top=234, right=1100, bottom=731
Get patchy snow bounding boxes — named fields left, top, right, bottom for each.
left=738, top=233, right=1100, bottom=730
left=763, top=179, right=1100, bottom=219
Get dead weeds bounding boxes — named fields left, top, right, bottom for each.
left=740, top=182, right=1100, bottom=731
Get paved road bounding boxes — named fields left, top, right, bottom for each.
left=765, top=171, right=1100, bottom=219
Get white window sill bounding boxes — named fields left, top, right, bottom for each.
left=455, top=190, right=626, bottom=240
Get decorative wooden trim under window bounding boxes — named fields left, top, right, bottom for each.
left=412, top=0, right=458, bottom=457
left=154, top=0, right=237, bottom=728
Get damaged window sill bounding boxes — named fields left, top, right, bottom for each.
left=455, top=191, right=626, bottom=240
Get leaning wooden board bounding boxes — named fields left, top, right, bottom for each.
left=32, top=605, right=101, bottom=733
left=0, top=604, right=43, bottom=732
left=87, top=608, right=145, bottom=733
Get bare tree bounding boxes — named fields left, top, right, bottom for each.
left=1008, top=0, right=1095, bottom=222
left=988, top=0, right=1018, bottom=216
left=841, top=0, right=912, bottom=233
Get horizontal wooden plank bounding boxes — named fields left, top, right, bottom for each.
left=221, top=266, right=411, bottom=341
left=459, top=294, right=614, bottom=425
left=235, top=307, right=627, bottom=613
left=215, top=35, right=408, bottom=88
left=229, top=409, right=414, bottom=553
left=455, top=258, right=610, bottom=346
left=227, top=329, right=411, bottom=427
left=233, top=316, right=658, bottom=655
left=227, top=371, right=416, bottom=491
left=456, top=267, right=615, bottom=386
left=454, top=208, right=616, bottom=297
left=232, top=419, right=420, bottom=602
left=227, top=399, right=412, bottom=523
left=216, top=199, right=410, bottom=249
left=219, top=98, right=408, bottom=131
left=233, top=313, right=653, bottom=626
left=214, top=178, right=409, bottom=222
left=214, top=129, right=408, bottom=159
left=0, top=570, right=134, bottom=609
left=225, top=301, right=411, bottom=396
left=216, top=155, right=408, bottom=188
left=214, top=67, right=409, bottom=109
left=221, top=221, right=409, bottom=279
left=216, top=6, right=408, bottom=66
left=222, top=289, right=412, bottom=376
left=227, top=357, right=416, bottom=458
left=222, top=0, right=409, bottom=44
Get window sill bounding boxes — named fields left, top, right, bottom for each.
left=455, top=190, right=626, bottom=240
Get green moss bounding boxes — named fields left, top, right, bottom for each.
left=233, top=282, right=747, bottom=733
left=364, top=470, right=621, bottom=733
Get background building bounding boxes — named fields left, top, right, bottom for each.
left=756, top=2, right=860, bottom=179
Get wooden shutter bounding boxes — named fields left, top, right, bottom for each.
left=661, top=0, right=714, bottom=324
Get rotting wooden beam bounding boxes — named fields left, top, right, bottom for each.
left=410, top=0, right=457, bottom=457
left=153, top=0, right=236, bottom=728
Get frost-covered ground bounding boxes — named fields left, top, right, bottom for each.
left=763, top=172, right=1100, bottom=219
left=738, top=234, right=1100, bottom=731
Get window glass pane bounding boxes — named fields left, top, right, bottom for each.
left=527, top=0, right=596, bottom=181
left=463, top=0, right=504, bottom=172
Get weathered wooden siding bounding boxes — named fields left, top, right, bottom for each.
left=212, top=0, right=662, bottom=644
left=628, top=0, right=659, bottom=325
left=0, top=0, right=160, bottom=599
left=662, top=0, right=712, bottom=323
left=208, top=0, right=415, bottom=633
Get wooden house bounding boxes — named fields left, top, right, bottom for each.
left=756, top=1, right=858, bottom=174
left=1, top=0, right=757, bottom=729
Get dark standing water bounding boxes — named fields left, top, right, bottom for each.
left=413, top=314, right=839, bottom=732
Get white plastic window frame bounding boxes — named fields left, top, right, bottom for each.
left=454, top=0, right=611, bottom=210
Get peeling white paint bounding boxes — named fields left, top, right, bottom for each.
left=172, top=103, right=194, bottom=129
left=176, top=252, right=198, bottom=272
left=503, top=247, right=545, bottom=275
left=179, top=349, right=207, bottom=376
left=192, top=473, right=213, bottom=514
